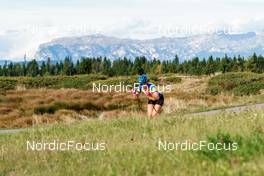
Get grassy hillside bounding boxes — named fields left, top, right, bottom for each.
left=208, top=72, right=264, bottom=96
left=1, top=73, right=264, bottom=175
left=0, top=74, right=108, bottom=90
left=1, top=72, right=264, bottom=128
left=0, top=74, right=181, bottom=128
left=0, top=74, right=181, bottom=91
left=1, top=110, right=264, bottom=176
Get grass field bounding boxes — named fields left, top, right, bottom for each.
left=1, top=72, right=264, bottom=128
left=1, top=109, right=264, bottom=176
left=1, top=72, right=264, bottom=175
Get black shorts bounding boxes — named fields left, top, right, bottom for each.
left=148, top=93, right=164, bottom=106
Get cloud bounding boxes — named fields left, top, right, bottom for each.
left=230, top=18, right=264, bottom=34
left=0, top=0, right=264, bottom=60
left=1, top=17, right=264, bottom=60
left=105, top=18, right=161, bottom=39
left=0, top=30, right=29, bottom=59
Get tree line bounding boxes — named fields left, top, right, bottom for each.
left=0, top=53, right=264, bottom=77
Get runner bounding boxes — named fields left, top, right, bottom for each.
left=132, top=74, right=164, bottom=118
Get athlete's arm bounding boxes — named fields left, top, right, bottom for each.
left=147, top=92, right=159, bottom=101
left=145, top=83, right=159, bottom=101
left=131, top=88, right=140, bottom=99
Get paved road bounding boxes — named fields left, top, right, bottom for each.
left=0, top=128, right=26, bottom=134
left=1, top=103, right=264, bottom=134
left=191, top=103, right=264, bottom=116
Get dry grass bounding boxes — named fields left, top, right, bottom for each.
left=0, top=88, right=138, bottom=128
left=1, top=75, right=263, bottom=128
left=163, top=76, right=263, bottom=113
left=163, top=76, right=233, bottom=113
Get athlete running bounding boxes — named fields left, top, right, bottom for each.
left=132, top=74, right=164, bottom=118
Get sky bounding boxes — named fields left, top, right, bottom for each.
left=0, top=0, right=264, bottom=60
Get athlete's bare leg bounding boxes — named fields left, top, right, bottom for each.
left=147, top=104, right=154, bottom=117
left=151, top=104, right=162, bottom=117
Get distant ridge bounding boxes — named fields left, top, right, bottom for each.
left=34, top=32, right=264, bottom=62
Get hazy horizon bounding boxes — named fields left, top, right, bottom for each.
left=1, top=0, right=264, bottom=60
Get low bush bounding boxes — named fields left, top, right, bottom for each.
left=21, top=77, right=59, bottom=88
left=233, top=82, right=264, bottom=96
left=208, top=72, right=264, bottom=96
left=164, top=76, right=182, bottom=84
left=0, top=74, right=108, bottom=90
left=207, top=86, right=221, bottom=96
left=0, top=78, right=18, bottom=90
left=89, top=77, right=136, bottom=88
left=198, top=131, right=264, bottom=162
left=0, top=74, right=180, bottom=91
left=34, top=100, right=123, bottom=115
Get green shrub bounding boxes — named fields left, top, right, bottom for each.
left=208, top=72, right=264, bottom=96
left=198, top=131, right=264, bottom=162
left=34, top=101, right=109, bottom=114
left=149, top=75, right=159, bottom=82
left=57, top=75, right=108, bottom=89
left=34, top=105, right=58, bottom=114
left=164, top=76, right=182, bottom=84
left=21, top=77, right=59, bottom=88
left=0, top=74, right=108, bottom=90
left=34, top=101, right=70, bottom=115
left=199, top=132, right=235, bottom=161
left=207, top=86, right=221, bottom=95
left=0, top=78, right=18, bottom=90
left=0, top=74, right=174, bottom=91
left=87, top=76, right=137, bottom=89
left=233, top=82, right=264, bottom=96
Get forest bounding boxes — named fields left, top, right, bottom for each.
left=0, top=53, right=264, bottom=77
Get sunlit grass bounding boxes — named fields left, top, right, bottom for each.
left=1, top=109, right=264, bottom=175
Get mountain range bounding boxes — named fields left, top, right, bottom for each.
left=34, top=32, right=264, bottom=62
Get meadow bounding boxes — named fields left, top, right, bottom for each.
left=1, top=72, right=264, bottom=175
left=0, top=72, right=264, bottom=128
left=1, top=109, right=264, bottom=175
